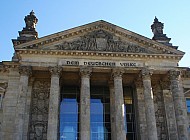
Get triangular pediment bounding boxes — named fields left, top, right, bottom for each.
left=14, top=20, right=184, bottom=56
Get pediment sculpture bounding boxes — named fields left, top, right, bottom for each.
left=55, top=30, right=151, bottom=53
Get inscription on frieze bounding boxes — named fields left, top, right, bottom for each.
left=58, top=59, right=144, bottom=67
left=55, top=30, right=150, bottom=53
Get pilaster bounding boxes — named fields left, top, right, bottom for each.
left=79, top=67, right=92, bottom=140
left=112, top=68, right=126, bottom=140
left=15, top=66, right=32, bottom=140
left=169, top=70, right=189, bottom=140
left=1, top=68, right=20, bottom=140
left=47, top=66, right=62, bottom=140
left=141, top=67, right=158, bottom=140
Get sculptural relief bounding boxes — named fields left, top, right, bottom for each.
left=28, top=80, right=50, bottom=140
left=56, top=30, right=149, bottom=53
left=153, top=84, right=168, bottom=140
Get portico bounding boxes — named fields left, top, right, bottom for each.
left=0, top=11, right=190, bottom=140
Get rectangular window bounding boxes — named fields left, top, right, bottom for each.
left=90, top=86, right=111, bottom=140
left=60, top=86, right=80, bottom=140
left=186, top=98, right=190, bottom=113
left=123, top=87, right=136, bottom=140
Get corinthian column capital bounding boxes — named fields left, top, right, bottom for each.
left=169, top=70, right=180, bottom=81
left=49, top=66, right=62, bottom=77
left=19, top=66, right=32, bottom=76
left=141, top=67, right=153, bottom=80
left=80, top=67, right=92, bottom=78
left=112, top=68, right=124, bottom=78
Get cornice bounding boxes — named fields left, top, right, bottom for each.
left=16, top=49, right=183, bottom=61
left=0, top=62, right=19, bottom=73
left=14, top=20, right=184, bottom=56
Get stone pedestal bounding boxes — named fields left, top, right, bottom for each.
left=79, top=67, right=92, bottom=140
left=141, top=68, right=158, bottom=140
left=112, top=69, right=126, bottom=140
left=47, top=66, right=62, bottom=140
left=109, top=81, right=116, bottom=140
left=169, top=70, right=189, bottom=140
left=135, top=79, right=147, bottom=140
left=15, top=66, right=31, bottom=140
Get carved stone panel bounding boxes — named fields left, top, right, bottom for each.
left=152, top=84, right=168, bottom=140
left=55, top=30, right=151, bottom=53
left=28, top=80, right=50, bottom=140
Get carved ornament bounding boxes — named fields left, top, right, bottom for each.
left=112, top=68, right=124, bottom=78
left=80, top=67, right=92, bottom=78
left=19, top=66, right=32, bottom=76
left=55, top=30, right=149, bottom=53
left=141, top=67, right=153, bottom=80
left=169, top=70, right=180, bottom=81
left=29, top=80, right=50, bottom=139
left=49, top=66, right=62, bottom=77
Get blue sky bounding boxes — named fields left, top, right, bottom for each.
left=0, top=1, right=189, bottom=67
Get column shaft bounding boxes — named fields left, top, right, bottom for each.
left=109, top=81, right=116, bottom=140
left=47, top=67, right=62, bottom=140
left=135, top=79, right=147, bottom=140
left=112, top=69, right=126, bottom=140
left=142, top=68, right=158, bottom=140
left=79, top=67, right=91, bottom=140
left=169, top=70, right=189, bottom=140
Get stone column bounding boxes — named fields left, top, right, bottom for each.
left=169, top=70, right=189, bottom=140
left=161, top=80, right=178, bottom=139
left=141, top=67, right=158, bottom=140
left=109, top=80, right=116, bottom=140
left=134, top=78, right=147, bottom=140
left=15, top=66, right=32, bottom=140
left=47, top=66, right=62, bottom=140
left=112, top=69, right=126, bottom=140
left=79, top=67, right=92, bottom=140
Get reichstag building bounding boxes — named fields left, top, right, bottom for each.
left=0, top=11, right=190, bottom=140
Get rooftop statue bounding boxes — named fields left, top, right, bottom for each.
left=151, top=17, right=164, bottom=35
left=24, top=10, right=38, bottom=30
left=12, top=10, right=38, bottom=47
left=151, top=17, right=176, bottom=48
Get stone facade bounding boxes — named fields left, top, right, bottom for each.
left=0, top=12, right=190, bottom=140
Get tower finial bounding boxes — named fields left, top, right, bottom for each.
left=24, top=10, right=38, bottom=30
left=12, top=11, right=39, bottom=46
left=151, top=17, right=175, bottom=48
